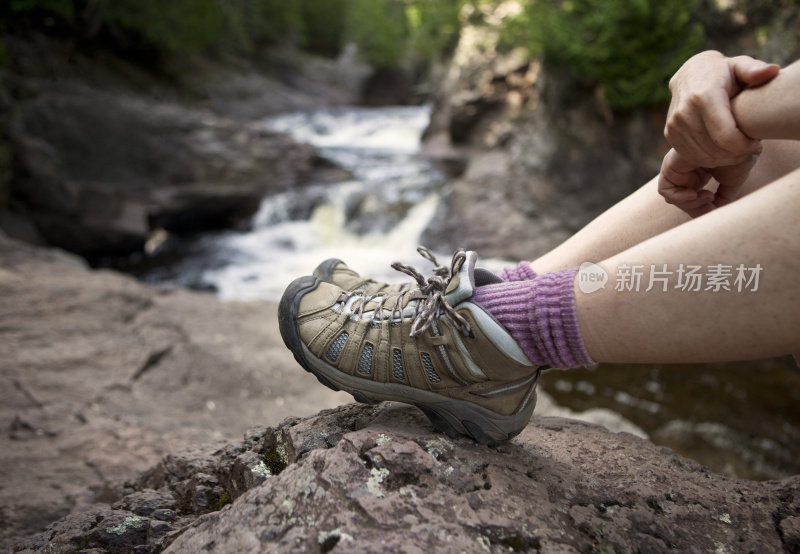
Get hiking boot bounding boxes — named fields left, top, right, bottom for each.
left=279, top=248, right=541, bottom=445
left=312, top=246, right=447, bottom=296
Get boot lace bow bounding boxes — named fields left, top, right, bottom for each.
left=339, top=247, right=473, bottom=337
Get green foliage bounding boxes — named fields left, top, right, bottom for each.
left=5, top=0, right=468, bottom=70
left=520, top=0, right=704, bottom=111
left=345, top=0, right=466, bottom=68
left=204, top=0, right=304, bottom=53
left=300, top=0, right=347, bottom=57
left=346, top=0, right=408, bottom=68
left=405, top=0, right=466, bottom=62
left=497, top=7, right=533, bottom=54
left=10, top=0, right=75, bottom=22
left=262, top=448, right=288, bottom=476
left=214, top=492, right=232, bottom=511
left=95, top=0, right=226, bottom=55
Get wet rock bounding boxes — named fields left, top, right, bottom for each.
left=15, top=401, right=800, bottom=553
left=193, top=45, right=372, bottom=121
left=8, top=88, right=340, bottom=258
left=0, top=36, right=363, bottom=259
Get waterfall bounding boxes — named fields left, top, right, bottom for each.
left=147, top=105, right=463, bottom=301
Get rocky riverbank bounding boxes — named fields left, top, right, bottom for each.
left=5, top=3, right=800, bottom=551
left=4, top=228, right=800, bottom=552
left=1, top=230, right=647, bottom=551
left=15, top=402, right=800, bottom=553
left=0, top=36, right=364, bottom=259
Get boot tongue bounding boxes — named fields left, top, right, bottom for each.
left=445, top=251, right=478, bottom=305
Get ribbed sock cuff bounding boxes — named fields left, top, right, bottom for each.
left=472, top=268, right=594, bottom=369
left=499, top=261, right=537, bottom=282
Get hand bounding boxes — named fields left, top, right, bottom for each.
left=658, top=148, right=759, bottom=218
left=665, top=50, right=779, bottom=167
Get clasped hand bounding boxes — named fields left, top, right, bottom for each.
left=658, top=50, right=780, bottom=217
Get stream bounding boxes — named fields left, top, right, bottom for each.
left=114, top=104, right=800, bottom=481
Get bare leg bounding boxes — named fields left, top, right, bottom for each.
left=530, top=139, right=800, bottom=274
left=576, top=165, right=800, bottom=363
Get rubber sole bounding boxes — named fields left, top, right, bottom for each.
left=278, top=276, right=538, bottom=446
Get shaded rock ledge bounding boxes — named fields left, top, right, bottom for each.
left=15, top=402, right=800, bottom=554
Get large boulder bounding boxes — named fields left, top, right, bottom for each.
left=0, top=231, right=350, bottom=549
left=0, top=228, right=640, bottom=552
left=15, top=401, right=800, bottom=553
left=0, top=36, right=359, bottom=259
left=7, top=85, right=341, bottom=258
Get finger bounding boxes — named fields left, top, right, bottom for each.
left=683, top=190, right=717, bottom=218
left=730, top=56, right=780, bottom=88
left=666, top=95, right=750, bottom=164
left=699, top=92, right=760, bottom=156
left=665, top=109, right=723, bottom=164
left=659, top=185, right=698, bottom=205
left=658, top=168, right=707, bottom=205
left=660, top=184, right=715, bottom=217
left=714, top=177, right=745, bottom=207
left=680, top=128, right=723, bottom=166
left=686, top=126, right=748, bottom=166
left=660, top=162, right=710, bottom=190
left=658, top=150, right=715, bottom=216
left=687, top=202, right=716, bottom=218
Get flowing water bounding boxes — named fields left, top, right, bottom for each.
left=120, top=105, right=509, bottom=299
left=114, top=105, right=800, bottom=481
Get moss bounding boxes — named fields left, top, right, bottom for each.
left=215, top=492, right=232, bottom=511
left=65, top=535, right=92, bottom=554
left=590, top=524, right=616, bottom=554
left=480, top=528, right=542, bottom=552
left=262, top=447, right=288, bottom=476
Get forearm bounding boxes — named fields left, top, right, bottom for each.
left=732, top=59, right=800, bottom=140
left=530, top=138, right=800, bottom=273
left=530, top=176, right=689, bottom=273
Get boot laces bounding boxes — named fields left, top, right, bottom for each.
left=338, top=247, right=473, bottom=337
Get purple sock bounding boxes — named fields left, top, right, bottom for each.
left=499, top=261, right=537, bottom=282
left=472, top=268, right=594, bottom=369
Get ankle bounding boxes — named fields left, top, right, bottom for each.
left=472, top=269, right=594, bottom=369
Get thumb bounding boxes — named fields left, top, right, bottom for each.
left=730, top=56, right=780, bottom=87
